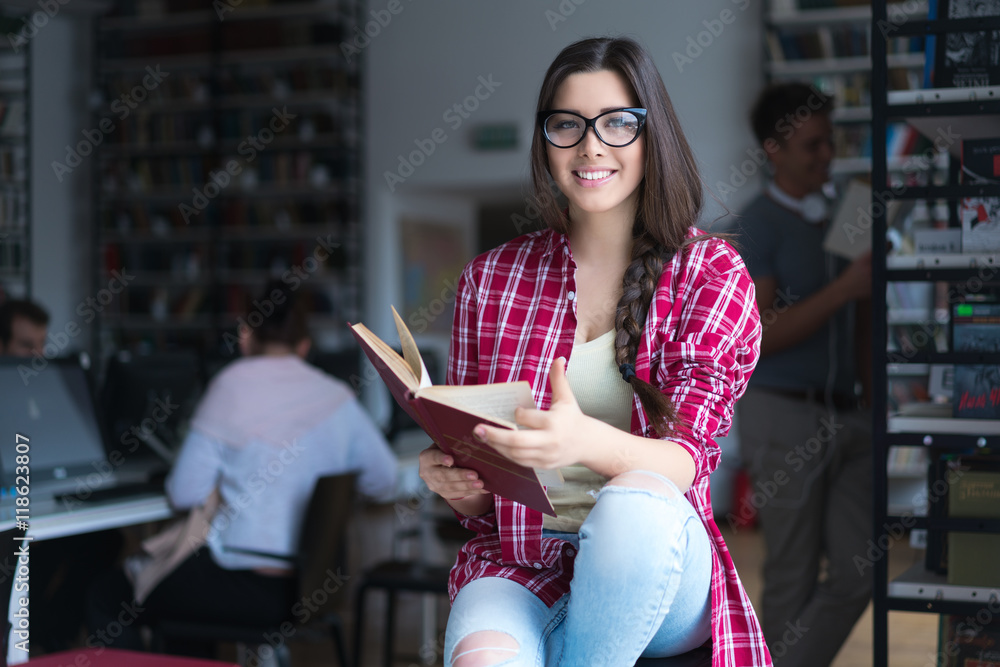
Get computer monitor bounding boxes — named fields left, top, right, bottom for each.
left=308, top=348, right=363, bottom=389
left=99, top=349, right=203, bottom=468
left=0, top=356, right=114, bottom=498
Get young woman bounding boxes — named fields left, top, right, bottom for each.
left=419, top=37, right=771, bottom=667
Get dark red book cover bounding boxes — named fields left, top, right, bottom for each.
left=419, top=397, right=555, bottom=516
left=349, top=323, right=555, bottom=516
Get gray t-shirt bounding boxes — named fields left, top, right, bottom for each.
left=733, top=192, right=856, bottom=395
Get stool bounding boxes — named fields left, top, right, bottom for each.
left=352, top=560, right=452, bottom=667
left=636, top=645, right=711, bottom=665
left=352, top=559, right=710, bottom=667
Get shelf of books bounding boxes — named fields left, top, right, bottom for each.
left=763, top=0, right=930, bottom=179
left=0, top=13, right=29, bottom=302
left=871, top=0, right=1000, bottom=662
left=92, top=0, right=362, bottom=363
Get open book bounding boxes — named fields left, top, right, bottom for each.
left=350, top=307, right=557, bottom=516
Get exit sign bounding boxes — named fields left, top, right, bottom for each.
left=471, top=123, right=518, bottom=150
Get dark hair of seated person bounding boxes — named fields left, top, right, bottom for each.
left=245, top=280, right=310, bottom=353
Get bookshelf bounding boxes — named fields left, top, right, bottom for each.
left=91, top=0, right=362, bottom=364
left=871, top=1, right=1000, bottom=663
left=764, top=0, right=929, bottom=179
left=0, top=13, right=29, bottom=301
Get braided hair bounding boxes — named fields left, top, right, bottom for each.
left=530, top=37, right=707, bottom=436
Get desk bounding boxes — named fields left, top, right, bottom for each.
left=2, top=492, right=173, bottom=665
left=0, top=493, right=172, bottom=541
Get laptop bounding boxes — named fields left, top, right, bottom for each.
left=0, top=356, right=159, bottom=503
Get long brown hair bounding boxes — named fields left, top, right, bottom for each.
left=530, top=36, right=704, bottom=435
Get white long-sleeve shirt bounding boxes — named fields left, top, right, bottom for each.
left=166, top=396, right=398, bottom=570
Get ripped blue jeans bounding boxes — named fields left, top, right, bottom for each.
left=443, top=471, right=713, bottom=667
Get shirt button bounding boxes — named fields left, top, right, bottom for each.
left=566, top=548, right=576, bottom=558
left=567, top=290, right=576, bottom=301
left=533, top=562, right=543, bottom=569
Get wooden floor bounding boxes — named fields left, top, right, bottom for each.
left=263, top=502, right=941, bottom=667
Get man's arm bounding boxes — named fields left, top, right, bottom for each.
left=755, top=251, right=872, bottom=357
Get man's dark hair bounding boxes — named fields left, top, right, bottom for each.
left=0, top=298, right=50, bottom=347
left=750, top=82, right=834, bottom=148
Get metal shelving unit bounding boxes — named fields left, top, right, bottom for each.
left=871, top=2, right=1000, bottom=663
left=0, top=12, right=30, bottom=301
left=91, top=0, right=363, bottom=363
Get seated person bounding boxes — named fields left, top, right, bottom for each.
left=0, top=297, right=121, bottom=654
left=87, top=281, right=398, bottom=656
left=0, top=297, right=48, bottom=356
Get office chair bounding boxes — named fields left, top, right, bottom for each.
left=154, top=472, right=358, bottom=667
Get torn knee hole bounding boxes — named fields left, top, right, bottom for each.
left=606, top=471, right=678, bottom=497
left=452, top=631, right=519, bottom=667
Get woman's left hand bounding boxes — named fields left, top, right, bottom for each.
left=474, top=357, right=593, bottom=470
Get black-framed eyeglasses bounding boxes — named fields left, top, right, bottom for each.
left=537, top=108, right=647, bottom=148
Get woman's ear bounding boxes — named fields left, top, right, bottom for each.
left=295, top=337, right=312, bottom=359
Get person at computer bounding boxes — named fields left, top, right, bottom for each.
left=86, top=281, right=398, bottom=656
left=1, top=297, right=125, bottom=654
left=732, top=82, right=873, bottom=666
left=0, top=297, right=48, bottom=356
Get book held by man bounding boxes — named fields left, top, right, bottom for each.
left=350, top=307, right=557, bottom=516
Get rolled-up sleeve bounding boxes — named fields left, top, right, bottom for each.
left=655, top=249, right=761, bottom=480
left=447, top=263, right=480, bottom=389
left=447, top=261, right=500, bottom=534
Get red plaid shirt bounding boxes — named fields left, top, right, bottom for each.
left=446, top=227, right=772, bottom=666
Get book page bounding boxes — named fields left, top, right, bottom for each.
left=350, top=322, right=419, bottom=393
left=824, top=179, right=873, bottom=261
left=391, top=305, right=431, bottom=389
left=420, top=382, right=535, bottom=429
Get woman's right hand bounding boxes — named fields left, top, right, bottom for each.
left=418, top=445, right=493, bottom=515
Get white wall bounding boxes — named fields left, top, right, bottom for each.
left=363, top=0, right=766, bottom=339
left=30, top=15, right=94, bottom=357
left=24, top=2, right=767, bottom=356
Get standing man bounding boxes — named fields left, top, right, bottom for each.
left=733, top=83, right=873, bottom=667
